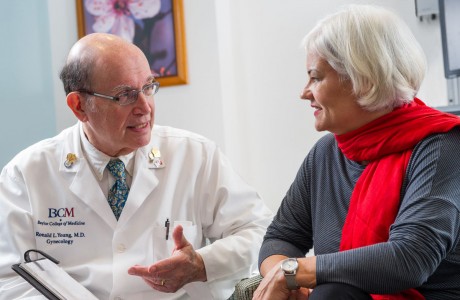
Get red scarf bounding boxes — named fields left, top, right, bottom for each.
left=336, top=98, right=460, bottom=300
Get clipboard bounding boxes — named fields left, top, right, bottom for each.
left=11, top=249, right=98, bottom=300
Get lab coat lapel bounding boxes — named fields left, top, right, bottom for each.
left=60, top=125, right=117, bottom=230
left=67, top=160, right=117, bottom=229
left=117, top=149, right=160, bottom=226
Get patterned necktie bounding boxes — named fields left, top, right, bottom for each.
left=106, top=159, right=130, bottom=220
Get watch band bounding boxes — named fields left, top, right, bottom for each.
left=285, top=273, right=299, bottom=290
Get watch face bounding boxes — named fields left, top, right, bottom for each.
left=282, top=258, right=298, bottom=272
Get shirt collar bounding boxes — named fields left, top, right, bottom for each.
left=79, top=123, right=135, bottom=180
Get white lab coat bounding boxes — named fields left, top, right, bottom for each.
left=0, top=123, right=272, bottom=300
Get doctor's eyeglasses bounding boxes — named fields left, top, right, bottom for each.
left=78, top=81, right=160, bottom=106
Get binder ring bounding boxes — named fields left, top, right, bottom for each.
left=24, top=249, right=60, bottom=264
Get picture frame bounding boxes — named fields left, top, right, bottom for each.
left=76, top=0, right=188, bottom=87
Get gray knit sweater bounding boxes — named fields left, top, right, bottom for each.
left=259, top=128, right=460, bottom=299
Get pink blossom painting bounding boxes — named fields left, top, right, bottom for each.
left=77, top=0, right=188, bottom=86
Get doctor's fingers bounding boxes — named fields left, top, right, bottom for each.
left=143, top=276, right=183, bottom=293
left=128, top=265, right=156, bottom=277
left=172, top=225, right=191, bottom=250
left=148, top=259, right=204, bottom=289
left=149, top=248, right=193, bottom=274
left=151, top=251, right=207, bottom=283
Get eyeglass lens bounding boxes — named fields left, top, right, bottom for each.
left=118, top=83, right=158, bottom=105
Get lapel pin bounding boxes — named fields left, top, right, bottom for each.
left=149, top=148, right=165, bottom=168
left=64, top=153, right=78, bottom=168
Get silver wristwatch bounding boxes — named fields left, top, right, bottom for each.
left=280, top=258, right=300, bottom=290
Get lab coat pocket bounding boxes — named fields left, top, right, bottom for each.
left=152, top=223, right=198, bottom=261
left=152, top=226, right=174, bottom=261
left=179, top=222, right=197, bottom=249
left=177, top=222, right=198, bottom=244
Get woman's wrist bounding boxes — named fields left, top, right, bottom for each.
left=296, top=256, right=317, bottom=288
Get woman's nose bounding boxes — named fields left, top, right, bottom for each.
left=300, top=85, right=312, bottom=101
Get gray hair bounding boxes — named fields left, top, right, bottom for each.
left=303, top=5, right=427, bottom=111
left=59, top=56, right=94, bottom=95
left=59, top=47, right=98, bottom=111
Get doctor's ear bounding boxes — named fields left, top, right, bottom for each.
left=67, top=92, right=88, bottom=122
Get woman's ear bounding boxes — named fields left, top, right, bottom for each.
left=67, top=92, right=88, bottom=122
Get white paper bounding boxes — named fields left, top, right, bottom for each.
left=19, top=259, right=98, bottom=300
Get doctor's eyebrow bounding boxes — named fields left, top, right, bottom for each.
left=111, top=75, right=157, bottom=93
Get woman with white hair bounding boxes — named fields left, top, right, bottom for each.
left=254, top=5, right=460, bottom=300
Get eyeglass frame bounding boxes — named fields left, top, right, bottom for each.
left=77, top=81, right=160, bottom=106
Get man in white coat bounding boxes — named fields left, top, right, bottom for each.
left=0, top=33, right=272, bottom=299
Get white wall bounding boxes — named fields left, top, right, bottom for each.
left=16, top=0, right=449, bottom=212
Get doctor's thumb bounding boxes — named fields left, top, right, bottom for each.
left=172, top=225, right=189, bottom=250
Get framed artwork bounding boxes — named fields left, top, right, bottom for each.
left=76, top=0, right=188, bottom=87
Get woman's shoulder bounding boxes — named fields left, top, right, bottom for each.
left=407, top=126, right=460, bottom=186
left=313, top=133, right=337, bottom=151
left=301, top=133, right=345, bottom=172
left=413, top=126, right=460, bottom=157
left=308, top=133, right=341, bottom=160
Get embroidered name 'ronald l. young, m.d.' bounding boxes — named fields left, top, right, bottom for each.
left=35, top=207, right=87, bottom=246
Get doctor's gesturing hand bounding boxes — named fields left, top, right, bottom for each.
left=128, top=225, right=207, bottom=293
